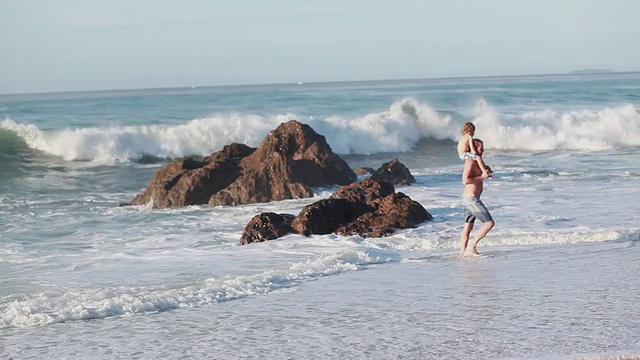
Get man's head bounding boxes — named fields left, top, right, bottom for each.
left=462, top=122, right=476, bottom=135
left=473, top=138, right=484, bottom=155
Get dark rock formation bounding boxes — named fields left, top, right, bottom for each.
left=127, top=144, right=251, bottom=208
left=370, top=159, right=416, bottom=185
left=209, top=120, right=356, bottom=206
left=335, top=192, right=432, bottom=238
left=331, top=177, right=395, bottom=204
left=240, top=212, right=296, bottom=245
left=289, top=178, right=396, bottom=237
left=240, top=178, right=432, bottom=244
left=127, top=121, right=357, bottom=208
left=290, top=198, right=359, bottom=236
left=202, top=143, right=255, bottom=163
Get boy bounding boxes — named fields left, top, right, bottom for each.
left=457, top=122, right=492, bottom=178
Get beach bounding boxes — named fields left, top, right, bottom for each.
left=1, top=72, right=640, bottom=359
left=3, top=240, right=639, bottom=359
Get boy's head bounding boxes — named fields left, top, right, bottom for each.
left=462, top=122, right=476, bottom=135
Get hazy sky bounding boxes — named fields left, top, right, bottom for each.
left=1, top=0, right=639, bottom=94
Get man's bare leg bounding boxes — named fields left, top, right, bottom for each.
left=467, top=220, right=495, bottom=255
left=460, top=222, right=474, bottom=257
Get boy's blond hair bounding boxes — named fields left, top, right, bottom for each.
left=462, top=122, right=476, bottom=135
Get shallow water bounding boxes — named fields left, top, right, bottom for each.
left=3, top=240, right=639, bottom=360
left=1, top=73, right=640, bottom=358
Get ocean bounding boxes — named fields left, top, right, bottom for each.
left=1, top=72, right=639, bottom=359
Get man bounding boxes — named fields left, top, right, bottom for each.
left=460, top=138, right=494, bottom=257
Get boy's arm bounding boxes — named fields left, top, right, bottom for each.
left=467, top=135, right=477, bottom=154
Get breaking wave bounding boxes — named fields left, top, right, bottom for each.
left=1, top=99, right=638, bottom=162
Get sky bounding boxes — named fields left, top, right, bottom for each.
left=1, top=0, right=639, bottom=94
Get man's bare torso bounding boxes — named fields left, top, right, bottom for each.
left=462, top=160, right=484, bottom=197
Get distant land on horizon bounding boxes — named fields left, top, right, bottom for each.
left=568, top=69, right=614, bottom=74
left=2, top=69, right=638, bottom=97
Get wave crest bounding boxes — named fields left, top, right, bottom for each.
left=473, top=101, right=640, bottom=150
left=2, top=100, right=639, bottom=162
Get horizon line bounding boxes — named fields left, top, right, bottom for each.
left=1, top=69, right=638, bottom=97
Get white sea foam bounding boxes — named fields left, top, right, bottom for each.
left=473, top=101, right=640, bottom=150
left=3, top=100, right=638, bottom=162
left=3, top=221, right=636, bottom=329
left=0, top=250, right=391, bottom=328
left=4, top=239, right=640, bottom=359
left=0, top=115, right=280, bottom=162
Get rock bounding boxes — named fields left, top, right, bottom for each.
left=203, top=142, right=255, bottom=163
left=240, top=178, right=433, bottom=244
left=128, top=121, right=356, bottom=208
left=290, top=198, right=363, bottom=236
left=334, top=212, right=395, bottom=238
left=370, top=159, right=416, bottom=185
left=240, top=212, right=296, bottom=245
left=209, top=120, right=356, bottom=206
left=331, top=177, right=395, bottom=204
left=372, top=192, right=433, bottom=225
left=289, top=178, right=395, bottom=237
left=335, top=193, right=432, bottom=238
left=128, top=156, right=243, bottom=208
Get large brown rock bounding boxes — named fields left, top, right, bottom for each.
left=127, top=121, right=357, bottom=208
left=331, top=177, right=395, bottom=204
left=240, top=178, right=433, bottom=244
left=203, top=142, right=255, bottom=163
left=289, top=178, right=395, bottom=237
left=210, top=120, right=356, bottom=206
left=370, top=158, right=416, bottom=185
left=127, top=149, right=246, bottom=208
left=373, top=192, right=432, bottom=225
left=290, top=198, right=360, bottom=236
left=335, top=192, right=432, bottom=238
left=240, top=212, right=296, bottom=245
